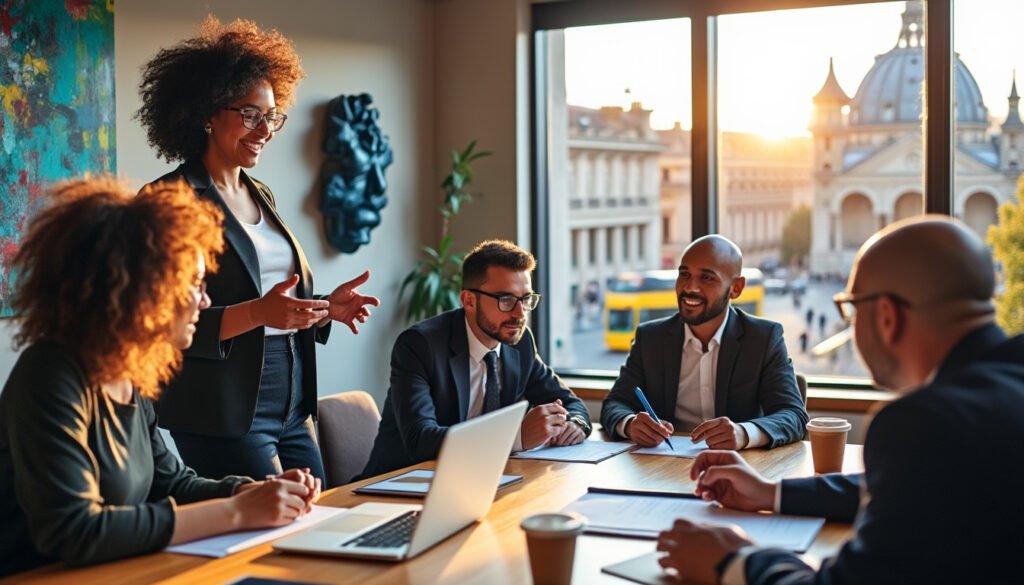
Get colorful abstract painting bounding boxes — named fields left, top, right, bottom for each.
left=0, top=0, right=115, bottom=317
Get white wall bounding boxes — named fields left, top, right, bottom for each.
left=0, top=0, right=437, bottom=405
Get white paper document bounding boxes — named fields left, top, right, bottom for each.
left=632, top=436, right=708, bottom=458
left=509, top=440, right=636, bottom=463
left=354, top=469, right=522, bottom=496
left=166, top=505, right=347, bottom=558
left=563, top=491, right=824, bottom=552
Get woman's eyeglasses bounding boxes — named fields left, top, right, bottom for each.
left=224, top=106, right=288, bottom=132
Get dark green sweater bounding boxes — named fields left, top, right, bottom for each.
left=0, top=342, right=251, bottom=576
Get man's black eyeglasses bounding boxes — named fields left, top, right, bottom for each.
left=467, top=289, right=542, bottom=312
left=832, top=291, right=912, bottom=323
left=224, top=106, right=288, bottom=132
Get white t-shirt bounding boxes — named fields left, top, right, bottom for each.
left=240, top=206, right=297, bottom=336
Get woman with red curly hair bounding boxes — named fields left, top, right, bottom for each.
left=136, top=18, right=379, bottom=484
left=0, top=178, right=320, bottom=576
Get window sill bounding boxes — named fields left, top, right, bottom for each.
left=562, top=375, right=896, bottom=415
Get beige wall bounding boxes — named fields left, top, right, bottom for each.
left=433, top=0, right=532, bottom=251
left=0, top=0, right=439, bottom=404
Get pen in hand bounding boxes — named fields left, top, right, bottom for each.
left=634, top=386, right=674, bottom=451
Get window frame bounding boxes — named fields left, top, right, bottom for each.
left=530, top=0, right=954, bottom=388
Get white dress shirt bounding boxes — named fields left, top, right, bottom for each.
left=618, top=309, right=768, bottom=448
left=464, top=319, right=525, bottom=451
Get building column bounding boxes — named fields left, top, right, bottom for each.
left=628, top=225, right=641, bottom=270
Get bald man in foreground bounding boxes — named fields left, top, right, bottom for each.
left=601, top=235, right=807, bottom=450
left=656, top=217, right=1024, bottom=584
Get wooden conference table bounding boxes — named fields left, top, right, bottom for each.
left=11, top=437, right=864, bottom=585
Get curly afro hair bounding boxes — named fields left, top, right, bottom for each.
left=11, top=177, right=225, bottom=398
left=136, top=16, right=304, bottom=162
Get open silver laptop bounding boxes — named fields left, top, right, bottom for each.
left=273, top=400, right=529, bottom=561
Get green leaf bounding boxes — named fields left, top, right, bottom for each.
left=450, top=172, right=465, bottom=191
left=420, top=245, right=440, bottom=261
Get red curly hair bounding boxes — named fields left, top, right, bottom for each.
left=11, top=177, right=225, bottom=399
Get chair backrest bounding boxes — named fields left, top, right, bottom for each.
left=796, top=373, right=808, bottom=407
left=317, top=391, right=382, bottom=488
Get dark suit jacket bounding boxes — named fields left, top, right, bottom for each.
left=149, top=158, right=330, bottom=437
left=361, top=308, right=592, bottom=478
left=742, top=324, right=1024, bottom=584
left=600, top=307, right=807, bottom=447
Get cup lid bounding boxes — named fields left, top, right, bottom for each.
left=520, top=512, right=585, bottom=537
left=806, top=417, right=852, bottom=432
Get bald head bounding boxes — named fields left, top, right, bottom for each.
left=850, top=215, right=995, bottom=320
left=681, top=235, right=743, bottom=280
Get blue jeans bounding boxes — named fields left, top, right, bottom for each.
left=172, top=334, right=325, bottom=483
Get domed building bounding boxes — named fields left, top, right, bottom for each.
left=809, top=0, right=1023, bottom=278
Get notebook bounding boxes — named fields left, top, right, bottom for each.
left=273, top=400, right=528, bottom=561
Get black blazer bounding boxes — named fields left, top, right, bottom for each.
left=149, top=158, right=330, bottom=437
left=744, top=324, right=1024, bottom=584
left=361, top=308, right=592, bottom=478
left=600, top=307, right=807, bottom=447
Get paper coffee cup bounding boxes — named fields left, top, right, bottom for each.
left=806, top=417, right=851, bottom=474
left=521, top=513, right=585, bottom=585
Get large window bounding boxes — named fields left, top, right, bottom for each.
left=716, top=3, right=920, bottom=378
left=534, top=0, right=1014, bottom=384
left=952, top=1, right=1024, bottom=241
left=538, top=19, right=691, bottom=371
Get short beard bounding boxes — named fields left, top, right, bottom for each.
left=678, top=291, right=731, bottom=326
left=856, top=320, right=901, bottom=390
left=476, top=310, right=526, bottom=345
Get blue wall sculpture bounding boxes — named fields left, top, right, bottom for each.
left=320, top=93, right=393, bottom=254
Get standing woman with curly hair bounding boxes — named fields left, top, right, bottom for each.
left=136, top=18, right=379, bottom=484
left=0, top=178, right=320, bottom=576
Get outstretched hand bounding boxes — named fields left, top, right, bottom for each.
left=252, top=274, right=330, bottom=330
left=326, top=271, right=381, bottom=334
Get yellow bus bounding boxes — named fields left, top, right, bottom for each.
left=603, top=268, right=765, bottom=351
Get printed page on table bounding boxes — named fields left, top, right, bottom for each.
left=510, top=439, right=636, bottom=463
left=632, top=436, right=708, bottom=458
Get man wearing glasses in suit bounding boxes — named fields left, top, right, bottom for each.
left=361, top=240, right=591, bottom=478
left=655, top=216, right=1024, bottom=584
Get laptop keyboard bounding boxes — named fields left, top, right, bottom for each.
left=343, top=510, right=420, bottom=549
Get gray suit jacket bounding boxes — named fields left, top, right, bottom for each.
left=600, top=307, right=807, bottom=447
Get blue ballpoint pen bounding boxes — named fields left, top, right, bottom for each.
left=634, top=386, right=674, bottom=450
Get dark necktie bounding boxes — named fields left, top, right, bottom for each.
left=483, top=350, right=501, bottom=413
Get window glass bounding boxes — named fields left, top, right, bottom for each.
left=717, top=2, right=919, bottom=377
left=538, top=1, right=999, bottom=380
left=952, top=0, right=1024, bottom=325
left=542, top=19, right=691, bottom=370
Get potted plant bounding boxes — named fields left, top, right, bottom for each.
left=399, top=140, right=491, bottom=323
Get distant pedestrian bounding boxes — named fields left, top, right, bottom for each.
left=805, top=308, right=814, bottom=327
left=799, top=331, right=809, bottom=353
left=819, top=313, right=826, bottom=336
left=792, top=289, right=802, bottom=308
